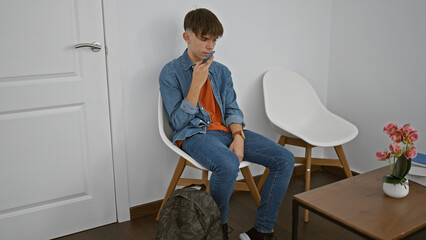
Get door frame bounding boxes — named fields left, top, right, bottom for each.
left=102, top=0, right=130, bottom=222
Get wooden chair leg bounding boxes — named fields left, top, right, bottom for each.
left=278, top=135, right=287, bottom=146
left=257, top=135, right=288, bottom=191
left=334, top=145, right=353, bottom=178
left=240, top=166, right=261, bottom=206
left=304, top=144, right=313, bottom=223
left=156, top=157, right=187, bottom=221
left=202, top=170, right=209, bottom=193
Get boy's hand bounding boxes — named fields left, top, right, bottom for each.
left=229, top=135, right=244, bottom=163
left=192, top=56, right=214, bottom=89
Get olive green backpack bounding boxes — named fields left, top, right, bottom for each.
left=156, top=184, right=222, bottom=240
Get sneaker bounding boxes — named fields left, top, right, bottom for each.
left=239, top=227, right=275, bottom=240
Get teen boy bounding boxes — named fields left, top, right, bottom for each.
left=159, top=8, right=294, bottom=240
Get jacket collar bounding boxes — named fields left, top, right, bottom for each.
left=180, top=49, right=194, bottom=71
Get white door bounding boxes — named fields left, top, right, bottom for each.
left=0, top=1, right=116, bottom=239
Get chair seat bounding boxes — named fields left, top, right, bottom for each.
left=270, top=109, right=358, bottom=147
left=170, top=142, right=253, bottom=170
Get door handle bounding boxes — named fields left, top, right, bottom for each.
left=75, top=41, right=102, bottom=52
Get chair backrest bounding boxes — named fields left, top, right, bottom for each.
left=263, top=69, right=358, bottom=146
left=158, top=94, right=207, bottom=170
left=263, top=69, right=327, bottom=132
left=158, top=94, right=174, bottom=142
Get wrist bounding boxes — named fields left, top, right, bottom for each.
left=233, top=135, right=244, bottom=144
left=190, top=80, right=204, bottom=91
left=232, top=130, right=246, bottom=141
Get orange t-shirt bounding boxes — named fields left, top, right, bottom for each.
left=177, top=77, right=230, bottom=147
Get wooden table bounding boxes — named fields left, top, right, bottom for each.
left=292, top=167, right=426, bottom=239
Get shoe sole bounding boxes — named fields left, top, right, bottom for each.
left=239, top=233, right=251, bottom=240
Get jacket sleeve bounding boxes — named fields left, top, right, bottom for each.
left=222, top=68, right=245, bottom=128
left=159, top=65, right=205, bottom=132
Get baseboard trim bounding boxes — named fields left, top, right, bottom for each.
left=129, top=165, right=350, bottom=220
left=130, top=200, right=163, bottom=220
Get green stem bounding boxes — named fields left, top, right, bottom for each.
left=388, top=158, right=393, bottom=174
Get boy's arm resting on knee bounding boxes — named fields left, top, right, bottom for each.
left=222, top=68, right=245, bottom=128
left=229, top=123, right=244, bottom=162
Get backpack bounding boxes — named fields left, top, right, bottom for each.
left=156, top=184, right=223, bottom=240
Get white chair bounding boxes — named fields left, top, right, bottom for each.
left=156, top=94, right=261, bottom=221
left=259, top=69, right=358, bottom=222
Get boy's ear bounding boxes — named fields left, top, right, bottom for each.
left=183, top=32, right=190, bottom=44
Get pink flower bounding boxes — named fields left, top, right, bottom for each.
left=376, top=151, right=390, bottom=161
left=390, top=129, right=403, bottom=143
left=405, top=146, right=417, bottom=159
left=389, top=143, right=402, bottom=156
left=407, top=131, right=419, bottom=143
left=383, top=122, right=398, bottom=135
left=402, top=124, right=416, bottom=138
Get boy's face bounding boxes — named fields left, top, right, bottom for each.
left=183, top=31, right=217, bottom=63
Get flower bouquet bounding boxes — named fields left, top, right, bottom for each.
left=376, top=123, right=419, bottom=184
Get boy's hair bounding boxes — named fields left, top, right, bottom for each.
left=184, top=8, right=223, bottom=38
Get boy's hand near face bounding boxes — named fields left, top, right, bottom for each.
left=193, top=56, right=213, bottom=87
left=186, top=56, right=214, bottom=107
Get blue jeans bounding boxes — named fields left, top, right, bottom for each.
left=181, top=130, right=294, bottom=233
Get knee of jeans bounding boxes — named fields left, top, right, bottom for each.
left=214, top=161, right=239, bottom=179
left=273, top=149, right=295, bottom=171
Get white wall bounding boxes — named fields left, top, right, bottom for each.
left=116, top=0, right=332, bottom=207
left=327, top=0, right=426, bottom=173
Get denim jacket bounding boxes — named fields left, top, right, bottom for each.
left=159, top=49, right=245, bottom=144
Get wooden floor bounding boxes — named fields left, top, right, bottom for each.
left=57, top=169, right=426, bottom=240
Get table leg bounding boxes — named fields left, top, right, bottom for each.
left=292, top=198, right=299, bottom=240
left=293, top=199, right=377, bottom=240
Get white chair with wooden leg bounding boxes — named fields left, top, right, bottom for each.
left=259, top=69, right=358, bottom=222
left=156, top=94, right=261, bottom=221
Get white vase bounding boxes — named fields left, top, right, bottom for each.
left=382, top=179, right=409, bottom=198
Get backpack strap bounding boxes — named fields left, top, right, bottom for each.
left=184, top=183, right=207, bottom=192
